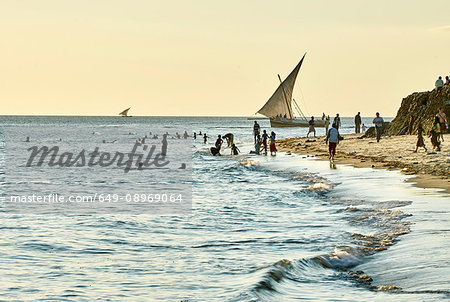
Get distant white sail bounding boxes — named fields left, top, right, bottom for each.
left=119, top=107, right=131, bottom=117
left=257, top=54, right=305, bottom=120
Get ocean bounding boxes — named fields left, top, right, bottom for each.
left=0, top=116, right=449, bottom=301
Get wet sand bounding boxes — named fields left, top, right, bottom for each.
left=277, top=133, right=450, bottom=193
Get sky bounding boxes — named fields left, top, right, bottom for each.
left=1, top=0, right=450, bottom=117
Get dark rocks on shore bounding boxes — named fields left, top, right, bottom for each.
left=385, top=85, right=450, bottom=136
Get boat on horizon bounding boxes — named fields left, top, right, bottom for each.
left=119, top=107, right=132, bottom=117
left=255, top=54, right=325, bottom=128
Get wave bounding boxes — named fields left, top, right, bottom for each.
left=251, top=202, right=417, bottom=299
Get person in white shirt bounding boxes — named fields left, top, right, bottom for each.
left=435, top=76, right=444, bottom=90
left=307, top=116, right=316, bottom=137
left=326, top=123, right=340, bottom=160
left=372, top=112, right=384, bottom=142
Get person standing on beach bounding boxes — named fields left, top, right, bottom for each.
left=333, top=114, right=341, bottom=130
left=436, top=108, right=447, bottom=142
left=372, top=112, right=384, bottom=142
left=253, top=121, right=260, bottom=144
left=307, top=116, right=316, bottom=137
left=324, top=116, right=330, bottom=135
left=326, top=123, right=340, bottom=160
left=429, top=116, right=441, bottom=151
left=414, top=122, right=427, bottom=152
left=354, top=112, right=362, bottom=134
left=270, top=131, right=277, bottom=156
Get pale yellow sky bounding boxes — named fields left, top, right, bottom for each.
left=1, top=0, right=449, bottom=117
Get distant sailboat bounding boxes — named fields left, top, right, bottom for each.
left=119, top=107, right=132, bottom=117
left=256, top=54, right=325, bottom=128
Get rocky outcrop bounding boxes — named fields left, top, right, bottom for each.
left=386, top=85, right=450, bottom=135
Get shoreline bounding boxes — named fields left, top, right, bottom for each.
left=276, top=133, right=450, bottom=194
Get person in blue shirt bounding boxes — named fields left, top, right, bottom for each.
left=326, top=123, right=340, bottom=160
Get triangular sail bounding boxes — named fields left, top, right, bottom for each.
left=119, top=107, right=131, bottom=116
left=257, top=54, right=306, bottom=120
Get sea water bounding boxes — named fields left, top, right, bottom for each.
left=0, top=116, right=448, bottom=301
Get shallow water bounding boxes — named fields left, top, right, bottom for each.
left=0, top=116, right=448, bottom=301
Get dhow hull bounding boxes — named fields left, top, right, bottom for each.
left=269, top=119, right=326, bottom=128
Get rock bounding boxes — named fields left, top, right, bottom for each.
left=386, top=85, right=450, bottom=135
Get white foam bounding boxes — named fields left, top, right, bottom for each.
left=239, top=159, right=260, bottom=167
left=306, top=182, right=332, bottom=192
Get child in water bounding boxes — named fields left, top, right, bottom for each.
left=231, top=144, right=240, bottom=155
left=269, top=131, right=277, bottom=156
left=255, top=134, right=261, bottom=155
left=414, top=122, right=427, bottom=152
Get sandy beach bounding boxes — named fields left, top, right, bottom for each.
left=277, top=133, right=450, bottom=193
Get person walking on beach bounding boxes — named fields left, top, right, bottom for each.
left=429, top=116, right=441, bottom=151
left=307, top=116, right=316, bottom=137
left=354, top=112, right=362, bottom=134
left=333, top=114, right=341, bottom=130
left=414, top=122, right=427, bottom=153
left=261, top=130, right=269, bottom=154
left=270, top=131, right=277, bottom=156
left=436, top=76, right=444, bottom=91
left=326, top=123, right=340, bottom=161
left=436, top=108, right=447, bottom=142
left=324, top=116, right=330, bottom=135
left=372, top=112, right=384, bottom=142
left=253, top=121, right=260, bottom=144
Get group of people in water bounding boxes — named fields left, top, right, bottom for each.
left=253, top=121, right=277, bottom=156
left=196, top=121, right=277, bottom=157
left=194, top=131, right=241, bottom=156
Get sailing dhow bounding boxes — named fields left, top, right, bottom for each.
left=119, top=107, right=132, bottom=117
left=257, top=54, right=325, bottom=128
